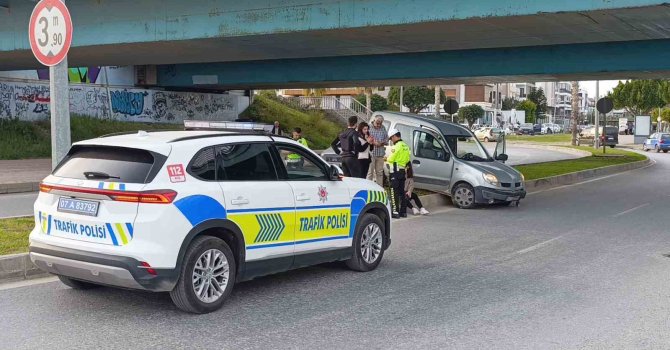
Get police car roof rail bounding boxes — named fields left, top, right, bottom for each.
left=184, top=120, right=273, bottom=134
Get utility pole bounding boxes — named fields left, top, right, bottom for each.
left=399, top=86, right=404, bottom=112
left=50, top=57, right=71, bottom=169
left=594, top=81, right=600, bottom=149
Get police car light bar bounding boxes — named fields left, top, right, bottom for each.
left=184, top=120, right=274, bottom=134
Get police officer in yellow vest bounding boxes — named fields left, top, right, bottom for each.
left=288, top=127, right=309, bottom=169
left=385, top=128, right=411, bottom=218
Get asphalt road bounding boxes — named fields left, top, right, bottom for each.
left=0, top=145, right=576, bottom=219
left=1, top=151, right=669, bottom=349
left=0, top=192, right=37, bottom=219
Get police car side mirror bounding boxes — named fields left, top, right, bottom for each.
left=444, top=152, right=451, bottom=162
left=496, top=153, right=508, bottom=162
left=329, top=165, right=341, bottom=180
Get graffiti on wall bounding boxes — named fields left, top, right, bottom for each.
left=0, top=80, right=242, bottom=123
left=37, top=67, right=102, bottom=84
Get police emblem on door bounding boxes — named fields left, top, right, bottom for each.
left=318, top=185, right=328, bottom=203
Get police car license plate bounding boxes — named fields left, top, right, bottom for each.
left=57, top=198, right=100, bottom=217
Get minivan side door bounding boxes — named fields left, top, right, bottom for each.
left=411, top=128, right=454, bottom=192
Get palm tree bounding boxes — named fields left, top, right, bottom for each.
left=570, top=81, right=579, bottom=146
left=364, top=87, right=373, bottom=117
left=434, top=86, right=441, bottom=118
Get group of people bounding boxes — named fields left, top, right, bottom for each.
left=331, top=115, right=429, bottom=219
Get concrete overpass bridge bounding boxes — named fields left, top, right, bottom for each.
left=2, top=0, right=670, bottom=88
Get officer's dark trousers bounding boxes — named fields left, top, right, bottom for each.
left=390, top=170, right=406, bottom=215
left=341, top=156, right=360, bottom=177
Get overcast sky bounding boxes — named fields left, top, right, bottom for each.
left=579, top=80, right=623, bottom=99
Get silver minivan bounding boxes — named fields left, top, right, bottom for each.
left=322, top=112, right=526, bottom=209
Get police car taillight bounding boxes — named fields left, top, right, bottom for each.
left=40, top=183, right=177, bottom=204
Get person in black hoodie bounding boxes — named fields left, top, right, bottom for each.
left=331, top=116, right=363, bottom=177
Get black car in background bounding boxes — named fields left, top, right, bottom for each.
left=518, top=123, right=535, bottom=135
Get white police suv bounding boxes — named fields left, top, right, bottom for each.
left=29, top=122, right=391, bottom=313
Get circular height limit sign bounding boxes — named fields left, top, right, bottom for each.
left=29, top=0, right=73, bottom=66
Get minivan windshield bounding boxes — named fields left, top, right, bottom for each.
left=445, top=135, right=492, bottom=162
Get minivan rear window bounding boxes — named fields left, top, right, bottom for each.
left=54, top=146, right=160, bottom=184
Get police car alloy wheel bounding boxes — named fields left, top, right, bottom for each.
left=170, top=236, right=236, bottom=314
left=346, top=213, right=385, bottom=272
left=453, top=183, right=476, bottom=209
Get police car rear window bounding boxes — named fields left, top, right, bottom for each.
left=53, top=146, right=157, bottom=184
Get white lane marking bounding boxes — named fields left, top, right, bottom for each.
left=0, top=276, right=58, bottom=291
left=613, top=203, right=651, bottom=217
left=515, top=235, right=565, bottom=255
left=527, top=158, right=657, bottom=196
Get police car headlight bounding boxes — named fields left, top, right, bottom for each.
left=483, top=173, right=499, bottom=186
left=520, top=172, right=525, bottom=182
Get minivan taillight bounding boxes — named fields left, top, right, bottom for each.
left=39, top=183, right=177, bottom=204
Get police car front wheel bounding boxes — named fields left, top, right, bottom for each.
left=346, top=213, right=385, bottom=272
left=170, top=236, right=236, bottom=314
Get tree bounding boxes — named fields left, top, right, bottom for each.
left=457, top=104, right=485, bottom=128
left=571, top=81, right=579, bottom=146
left=609, top=80, right=668, bottom=116
left=501, top=97, right=519, bottom=111
left=364, top=87, right=373, bottom=117
left=516, top=100, right=537, bottom=124
left=387, top=86, right=445, bottom=114
left=527, top=87, right=548, bottom=120
left=355, top=93, right=388, bottom=112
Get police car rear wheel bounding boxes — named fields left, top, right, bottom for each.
left=346, top=214, right=385, bottom=272
left=57, top=275, right=100, bottom=290
left=170, top=236, right=236, bottom=314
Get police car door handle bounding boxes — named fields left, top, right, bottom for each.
left=231, top=197, right=249, bottom=205
left=296, top=194, right=311, bottom=201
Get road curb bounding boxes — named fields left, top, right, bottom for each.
left=0, top=252, right=48, bottom=283
left=0, top=182, right=40, bottom=195
left=525, top=158, right=652, bottom=191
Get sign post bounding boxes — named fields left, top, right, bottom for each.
left=596, top=97, right=614, bottom=154
left=444, top=99, right=459, bottom=122
left=29, top=0, right=73, bottom=169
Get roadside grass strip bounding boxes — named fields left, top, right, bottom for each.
left=515, top=146, right=647, bottom=180
left=506, top=134, right=572, bottom=143
left=0, top=216, right=32, bottom=255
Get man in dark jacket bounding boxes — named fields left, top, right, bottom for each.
left=331, top=116, right=362, bottom=177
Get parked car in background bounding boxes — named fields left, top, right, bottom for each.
left=474, top=127, right=502, bottom=142
left=642, top=133, right=670, bottom=153
left=577, top=126, right=619, bottom=147
left=541, top=123, right=562, bottom=134
left=518, top=123, right=535, bottom=135
left=533, top=124, right=542, bottom=134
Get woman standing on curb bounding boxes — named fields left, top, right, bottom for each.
left=357, top=122, right=374, bottom=179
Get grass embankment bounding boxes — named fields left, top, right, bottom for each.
left=515, top=146, right=647, bottom=180
left=0, top=116, right=180, bottom=160
left=240, top=94, right=341, bottom=149
left=0, top=217, right=33, bottom=255
left=506, top=134, right=572, bottom=143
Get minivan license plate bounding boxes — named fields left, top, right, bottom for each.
left=57, top=198, right=100, bottom=217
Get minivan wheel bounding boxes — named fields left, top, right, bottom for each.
left=58, top=275, right=100, bottom=290
left=170, top=236, right=236, bottom=314
left=346, top=213, right=385, bottom=272
left=452, top=183, right=476, bottom=209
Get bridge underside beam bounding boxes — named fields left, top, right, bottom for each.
left=157, top=39, right=670, bottom=89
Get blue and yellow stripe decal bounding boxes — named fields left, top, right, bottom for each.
left=105, top=223, right=134, bottom=246
left=97, top=182, right=126, bottom=191
left=38, top=211, right=52, bottom=235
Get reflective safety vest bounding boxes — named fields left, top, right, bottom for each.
left=288, top=138, right=309, bottom=160
left=386, top=139, right=410, bottom=171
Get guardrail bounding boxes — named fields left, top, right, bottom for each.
left=279, top=96, right=371, bottom=124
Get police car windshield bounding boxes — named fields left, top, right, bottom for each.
left=446, top=135, right=492, bottom=162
